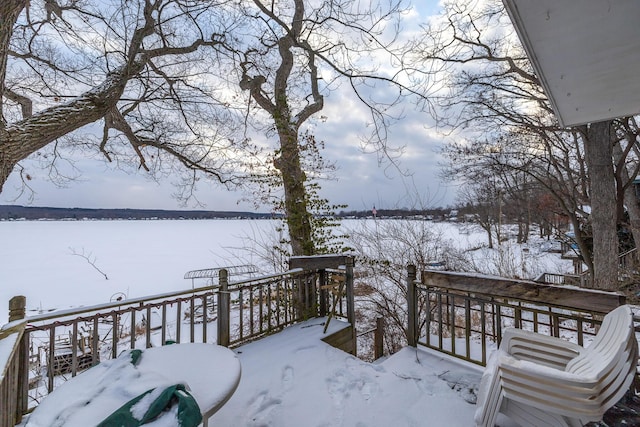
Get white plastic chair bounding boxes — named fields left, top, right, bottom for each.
left=475, top=305, right=638, bottom=427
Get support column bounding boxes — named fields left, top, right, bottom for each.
left=9, top=295, right=26, bottom=322
left=217, top=269, right=230, bottom=347
left=406, top=265, right=417, bottom=347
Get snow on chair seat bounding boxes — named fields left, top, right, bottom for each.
left=474, top=304, right=638, bottom=427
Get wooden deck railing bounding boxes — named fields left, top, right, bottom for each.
left=0, top=323, right=28, bottom=427
left=0, top=255, right=354, bottom=426
left=407, top=268, right=626, bottom=366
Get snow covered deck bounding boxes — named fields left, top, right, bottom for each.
left=211, top=318, right=517, bottom=427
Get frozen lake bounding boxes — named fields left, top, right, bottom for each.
left=0, top=218, right=565, bottom=324
left=0, top=219, right=284, bottom=323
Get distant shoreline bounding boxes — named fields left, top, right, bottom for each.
left=0, top=204, right=451, bottom=221
left=0, top=205, right=276, bottom=221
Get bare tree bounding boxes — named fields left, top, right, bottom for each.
left=216, top=0, right=418, bottom=256
left=1, top=0, right=253, bottom=202
left=415, top=0, right=633, bottom=290
left=345, top=219, right=467, bottom=355
left=456, top=177, right=502, bottom=249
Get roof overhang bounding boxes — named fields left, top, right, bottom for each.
left=503, top=0, right=640, bottom=127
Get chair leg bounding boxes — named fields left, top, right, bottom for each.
left=474, top=368, right=504, bottom=427
left=502, top=399, right=574, bottom=427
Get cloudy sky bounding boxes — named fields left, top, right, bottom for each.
left=1, top=0, right=455, bottom=213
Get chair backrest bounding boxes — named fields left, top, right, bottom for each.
left=566, top=305, right=633, bottom=375
left=565, top=305, right=637, bottom=407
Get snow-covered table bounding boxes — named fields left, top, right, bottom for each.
left=26, top=343, right=241, bottom=427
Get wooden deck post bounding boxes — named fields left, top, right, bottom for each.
left=9, top=296, right=26, bottom=322
left=345, top=256, right=356, bottom=357
left=345, top=256, right=355, bottom=327
left=4, top=296, right=28, bottom=426
left=374, top=317, right=384, bottom=359
left=217, top=269, right=230, bottom=347
left=406, top=264, right=417, bottom=347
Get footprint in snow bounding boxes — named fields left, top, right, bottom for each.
left=281, top=365, right=294, bottom=391
left=246, top=390, right=282, bottom=423
left=360, top=381, right=376, bottom=401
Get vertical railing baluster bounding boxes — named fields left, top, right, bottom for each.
left=161, top=304, right=167, bottom=345
left=130, top=309, right=136, bottom=349
left=464, top=298, right=471, bottom=360
left=111, top=312, right=118, bottom=359
left=481, top=303, right=487, bottom=365
left=425, top=290, right=432, bottom=347
left=282, top=280, right=288, bottom=324
left=267, top=283, right=272, bottom=331
left=190, top=298, right=195, bottom=343
left=577, top=318, right=584, bottom=346
left=259, top=286, right=264, bottom=333
left=437, top=293, right=443, bottom=350
left=450, top=295, right=456, bottom=356
left=249, top=288, right=254, bottom=335
left=202, top=295, right=208, bottom=343
left=48, top=326, right=55, bottom=393
left=145, top=305, right=152, bottom=347
left=176, top=301, right=182, bottom=343
left=276, top=281, right=281, bottom=326
left=552, top=313, right=560, bottom=337
left=496, top=303, right=502, bottom=345
left=239, top=288, right=244, bottom=341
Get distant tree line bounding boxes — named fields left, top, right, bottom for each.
left=336, top=208, right=451, bottom=219
left=0, top=205, right=279, bottom=221
left=0, top=205, right=456, bottom=221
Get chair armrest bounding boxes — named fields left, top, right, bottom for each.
left=500, top=327, right=583, bottom=370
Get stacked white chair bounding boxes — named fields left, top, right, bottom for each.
left=475, top=305, right=638, bottom=427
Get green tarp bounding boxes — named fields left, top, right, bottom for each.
left=97, top=349, right=202, bottom=427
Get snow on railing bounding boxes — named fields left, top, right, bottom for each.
left=407, top=269, right=625, bottom=367
left=0, top=255, right=354, bottom=426
left=0, top=322, right=26, bottom=427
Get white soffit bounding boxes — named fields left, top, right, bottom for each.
left=503, top=0, right=640, bottom=127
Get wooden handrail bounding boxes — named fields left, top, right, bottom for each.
left=422, top=270, right=624, bottom=313
left=0, top=322, right=27, bottom=427
left=411, top=269, right=627, bottom=367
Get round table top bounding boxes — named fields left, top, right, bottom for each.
left=26, top=343, right=241, bottom=427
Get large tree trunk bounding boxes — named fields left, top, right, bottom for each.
left=0, top=0, right=27, bottom=129
left=0, top=0, right=28, bottom=191
left=275, top=127, right=314, bottom=256
left=241, top=0, right=320, bottom=257
left=612, top=141, right=640, bottom=248
left=583, top=120, right=618, bottom=290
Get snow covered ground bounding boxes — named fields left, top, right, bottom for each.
left=210, top=318, right=517, bottom=427
left=17, top=317, right=518, bottom=427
